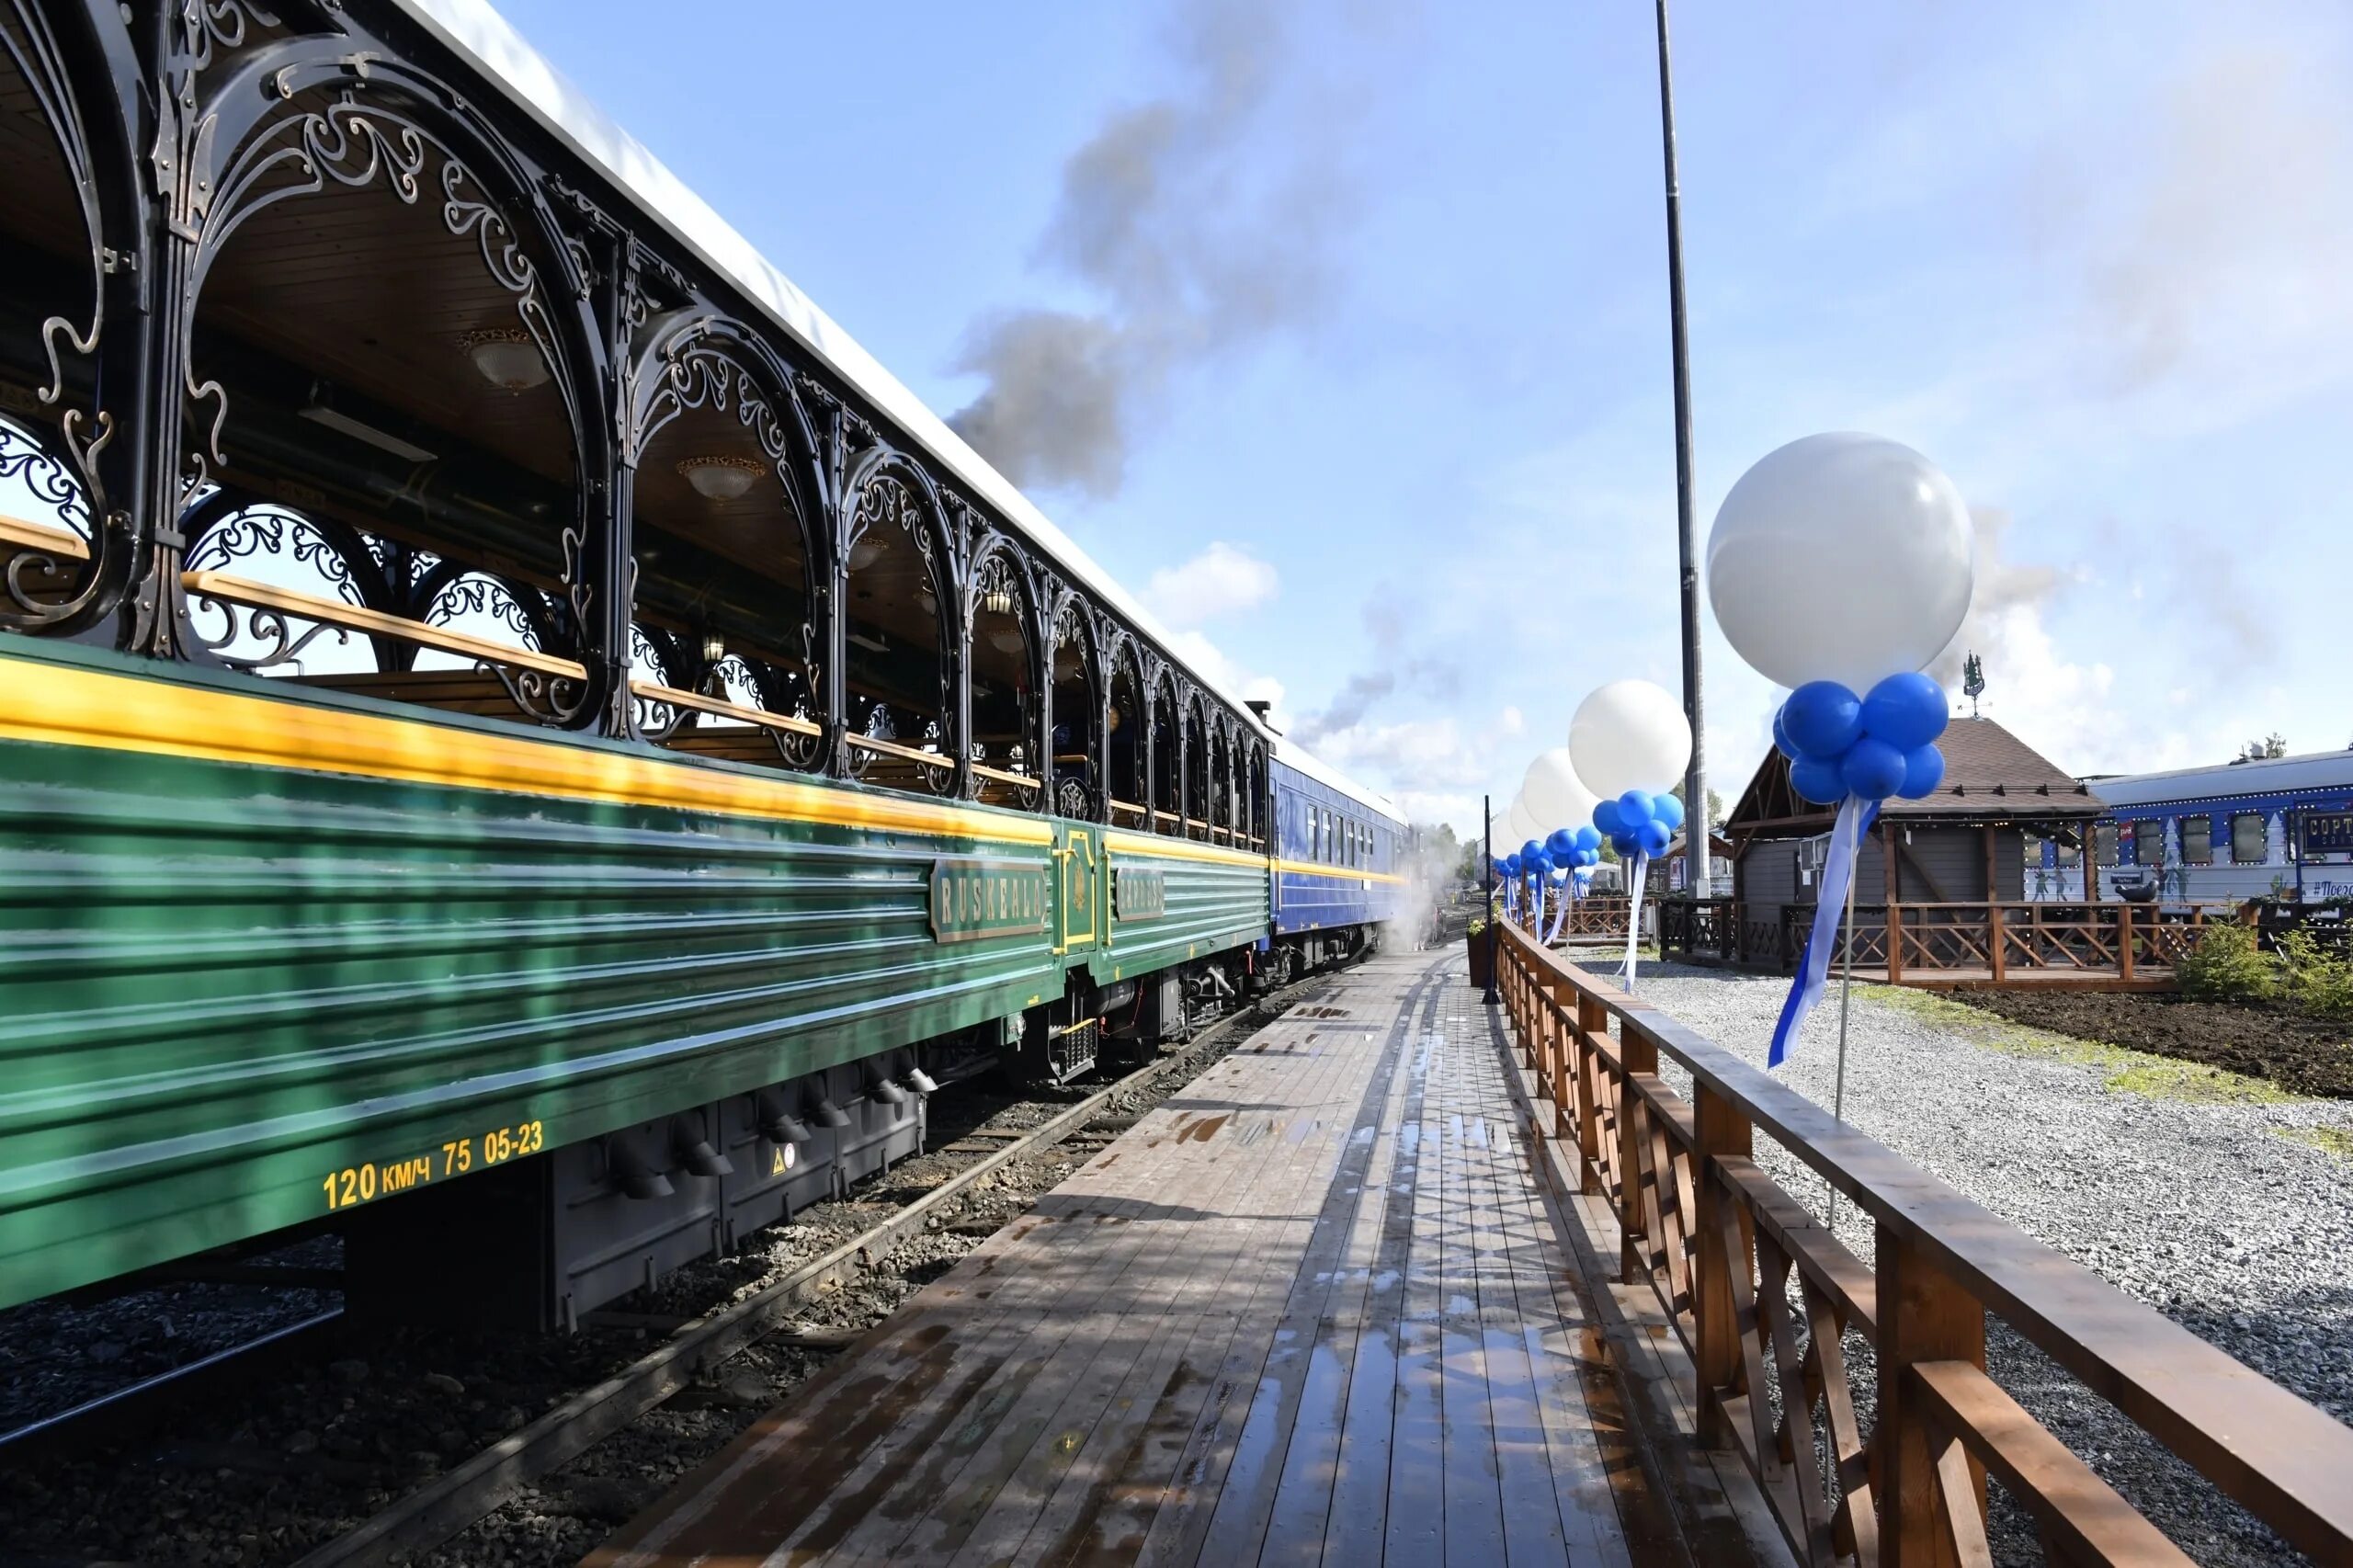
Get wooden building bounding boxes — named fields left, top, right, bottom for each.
left=1719, top=717, right=2112, bottom=975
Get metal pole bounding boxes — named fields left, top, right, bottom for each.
left=1827, top=805, right=1859, bottom=1233
left=1482, top=794, right=1499, bottom=1004
left=2294, top=801, right=2305, bottom=904
left=1655, top=0, right=1708, bottom=903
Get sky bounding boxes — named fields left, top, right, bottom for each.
left=24, top=0, right=2350, bottom=839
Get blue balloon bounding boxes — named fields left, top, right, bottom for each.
left=1546, top=828, right=1578, bottom=859
left=1653, top=792, right=1685, bottom=831
left=1790, top=754, right=1847, bottom=804
left=1771, top=704, right=1799, bottom=760
left=1898, top=742, right=1947, bottom=800
left=1861, top=672, right=1949, bottom=751
left=1504, top=853, right=1522, bottom=876
left=1592, top=798, right=1625, bottom=835
left=1574, top=825, right=1602, bottom=853
left=1783, top=680, right=1864, bottom=760
left=1582, top=848, right=1601, bottom=867
left=1636, top=820, right=1672, bottom=857
left=1617, top=790, right=1654, bottom=828
left=1841, top=736, right=1909, bottom=801
left=1610, top=831, right=1641, bottom=858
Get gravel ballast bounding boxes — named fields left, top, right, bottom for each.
left=1626, top=961, right=2353, bottom=1568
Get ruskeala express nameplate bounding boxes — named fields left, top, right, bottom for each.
left=929, top=857, right=1051, bottom=943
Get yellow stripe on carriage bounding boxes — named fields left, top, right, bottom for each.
left=1275, top=859, right=1408, bottom=885
left=0, top=653, right=1054, bottom=846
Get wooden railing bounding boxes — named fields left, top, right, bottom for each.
left=1491, top=920, right=2353, bottom=1566
left=1657, top=898, right=2216, bottom=983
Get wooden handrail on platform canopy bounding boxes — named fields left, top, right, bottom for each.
left=182, top=569, right=825, bottom=741
left=1490, top=918, right=2353, bottom=1567
left=1, top=513, right=91, bottom=562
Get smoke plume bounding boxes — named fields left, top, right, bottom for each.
left=1928, top=507, right=2061, bottom=692
left=949, top=0, right=1364, bottom=497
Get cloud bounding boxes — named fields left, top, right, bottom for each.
left=1161, top=627, right=1286, bottom=723
left=1304, top=704, right=1524, bottom=835
left=2078, top=43, right=2353, bottom=400
left=947, top=0, right=1376, bottom=496
left=1140, top=540, right=1278, bottom=626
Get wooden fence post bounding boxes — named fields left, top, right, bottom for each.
left=1617, top=1023, right=1657, bottom=1285
left=2119, top=903, right=2137, bottom=983
left=1879, top=1222, right=1987, bottom=1568
left=1988, top=903, right=2007, bottom=983
left=1548, top=980, right=1575, bottom=1139
left=1574, top=992, right=1607, bottom=1195
left=1692, top=1083, right=1751, bottom=1448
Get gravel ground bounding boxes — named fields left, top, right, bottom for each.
left=1631, top=961, right=2353, bottom=1568
left=0, top=1236, right=343, bottom=1436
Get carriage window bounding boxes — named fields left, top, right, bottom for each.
left=2093, top=823, right=2119, bottom=868
left=2180, top=815, right=2212, bottom=865
left=2232, top=812, right=2268, bottom=865
left=2118, top=821, right=2143, bottom=865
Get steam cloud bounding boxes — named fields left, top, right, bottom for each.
left=949, top=0, right=1362, bottom=497
left=1290, top=590, right=1461, bottom=748
left=1928, top=507, right=2060, bottom=692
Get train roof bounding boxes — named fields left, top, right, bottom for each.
left=1272, top=742, right=1405, bottom=824
left=392, top=0, right=1274, bottom=744
left=2084, top=749, right=2353, bottom=811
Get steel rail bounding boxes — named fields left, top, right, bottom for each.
left=0, top=1307, right=344, bottom=1460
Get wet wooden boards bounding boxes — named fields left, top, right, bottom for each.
left=585, top=952, right=1727, bottom=1567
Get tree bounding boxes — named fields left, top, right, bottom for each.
left=1670, top=781, right=1727, bottom=824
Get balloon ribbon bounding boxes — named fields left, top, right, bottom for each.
left=1620, top=852, right=1649, bottom=988
left=1768, top=797, right=1880, bottom=1068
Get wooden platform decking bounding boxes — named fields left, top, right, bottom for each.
left=584, top=953, right=1775, bottom=1567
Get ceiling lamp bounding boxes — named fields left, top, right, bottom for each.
left=676, top=454, right=763, bottom=502
left=459, top=327, right=551, bottom=391
left=915, top=584, right=938, bottom=616
left=700, top=633, right=726, bottom=665
left=981, top=586, right=1016, bottom=618
left=987, top=625, right=1025, bottom=654
left=847, top=533, right=889, bottom=572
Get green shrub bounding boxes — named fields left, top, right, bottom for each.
left=2276, top=930, right=2353, bottom=1020
left=2176, top=922, right=2277, bottom=1002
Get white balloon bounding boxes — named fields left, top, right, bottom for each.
left=1521, top=747, right=1597, bottom=835
left=1506, top=797, right=1546, bottom=850
left=1707, top=432, right=1975, bottom=691
left=1568, top=680, right=1692, bottom=799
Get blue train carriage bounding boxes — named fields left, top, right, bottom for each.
left=2064, top=749, right=2353, bottom=903
left=1267, top=745, right=1411, bottom=983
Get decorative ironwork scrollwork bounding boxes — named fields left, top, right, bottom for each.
left=185, top=588, right=351, bottom=672
left=482, top=661, right=588, bottom=727
left=0, top=414, right=113, bottom=631
left=629, top=622, right=687, bottom=739
left=181, top=89, right=560, bottom=491
left=712, top=653, right=824, bottom=770
left=185, top=506, right=366, bottom=603
left=427, top=573, right=546, bottom=651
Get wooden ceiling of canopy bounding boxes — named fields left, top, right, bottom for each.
left=0, top=54, right=97, bottom=294
left=199, top=172, right=578, bottom=487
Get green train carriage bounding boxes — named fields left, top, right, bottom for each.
left=0, top=0, right=1354, bottom=1326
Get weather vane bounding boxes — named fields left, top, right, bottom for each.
left=1962, top=651, right=1984, bottom=717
